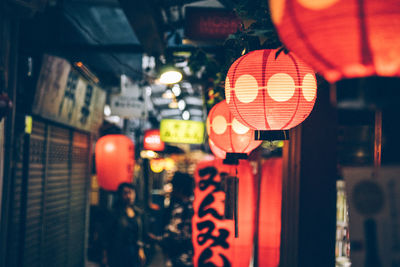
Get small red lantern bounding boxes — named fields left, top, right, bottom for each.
left=144, top=129, right=165, bottom=151
left=269, top=0, right=400, bottom=82
left=207, top=100, right=262, bottom=155
left=259, top=157, right=283, bottom=267
left=95, top=135, right=135, bottom=191
left=193, top=159, right=254, bottom=267
left=225, top=49, right=317, bottom=133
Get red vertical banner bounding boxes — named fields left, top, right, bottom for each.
left=258, top=157, right=283, bottom=267
left=193, top=159, right=254, bottom=267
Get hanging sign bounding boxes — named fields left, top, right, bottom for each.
left=160, top=119, right=204, bottom=144
left=184, top=7, right=241, bottom=41
left=110, top=79, right=145, bottom=119
left=33, top=55, right=106, bottom=132
left=144, top=129, right=165, bottom=151
left=193, top=159, right=254, bottom=267
left=343, top=167, right=400, bottom=267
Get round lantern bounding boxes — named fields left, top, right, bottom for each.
left=225, top=49, right=317, bottom=133
left=144, top=129, right=165, bottom=151
left=95, top=135, right=135, bottom=191
left=193, top=159, right=255, bottom=267
left=269, top=0, right=400, bottom=83
left=259, top=157, right=283, bottom=267
left=207, top=100, right=262, bottom=156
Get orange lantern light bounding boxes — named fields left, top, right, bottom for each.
left=225, top=49, right=317, bottom=137
left=144, top=129, right=165, bottom=151
left=193, top=159, right=255, bottom=267
left=206, top=100, right=262, bottom=158
left=259, top=157, right=283, bottom=267
left=269, top=0, right=400, bottom=83
left=150, top=159, right=165, bottom=173
left=95, top=135, right=135, bottom=191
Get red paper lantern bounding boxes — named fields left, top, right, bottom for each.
left=269, top=0, right=400, bottom=83
left=207, top=100, right=262, bottom=154
left=225, top=49, right=317, bottom=131
left=144, top=129, right=165, bottom=151
left=95, top=135, right=135, bottom=191
left=259, top=157, right=283, bottom=267
left=193, top=159, right=255, bottom=267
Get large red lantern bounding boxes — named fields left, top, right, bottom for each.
left=193, top=159, right=255, bottom=267
left=95, top=135, right=135, bottom=191
left=207, top=100, right=262, bottom=155
left=269, top=0, right=400, bottom=83
left=225, top=49, right=317, bottom=133
left=258, top=157, right=283, bottom=267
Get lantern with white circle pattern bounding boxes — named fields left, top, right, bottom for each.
left=269, top=0, right=400, bottom=83
left=225, top=49, right=317, bottom=139
left=207, top=100, right=261, bottom=162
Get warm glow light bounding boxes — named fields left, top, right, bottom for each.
left=225, top=49, right=317, bottom=131
left=168, top=101, right=179, bottom=109
left=270, top=0, right=400, bottom=82
left=207, top=100, right=261, bottom=154
left=140, top=150, right=157, bottom=158
left=162, top=89, right=174, bottom=99
left=104, top=143, right=115, bottom=152
left=95, top=135, right=135, bottom=191
left=160, top=70, right=183, bottom=84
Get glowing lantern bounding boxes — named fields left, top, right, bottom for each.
left=193, top=159, right=254, bottom=267
left=95, top=135, right=135, bottom=191
left=206, top=100, right=262, bottom=156
left=259, top=157, right=283, bottom=267
left=225, top=49, right=317, bottom=134
left=269, top=0, right=400, bottom=83
left=144, top=129, right=165, bottom=151
left=150, top=159, right=164, bottom=173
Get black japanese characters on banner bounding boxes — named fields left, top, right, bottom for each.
left=193, top=159, right=254, bottom=267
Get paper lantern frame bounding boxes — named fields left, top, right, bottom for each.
left=225, top=49, right=317, bottom=138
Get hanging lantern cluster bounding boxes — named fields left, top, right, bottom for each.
left=225, top=49, right=317, bottom=139
left=206, top=100, right=262, bottom=161
left=269, top=0, right=400, bottom=83
left=193, top=159, right=255, bottom=267
left=95, top=135, right=135, bottom=191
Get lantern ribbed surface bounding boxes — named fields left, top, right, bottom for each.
left=225, top=49, right=317, bottom=131
left=207, top=100, right=262, bottom=154
left=269, top=0, right=400, bottom=82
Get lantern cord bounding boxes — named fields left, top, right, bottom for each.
left=373, top=109, right=382, bottom=179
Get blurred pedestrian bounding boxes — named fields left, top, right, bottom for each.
left=162, top=172, right=195, bottom=267
left=102, top=183, right=146, bottom=267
